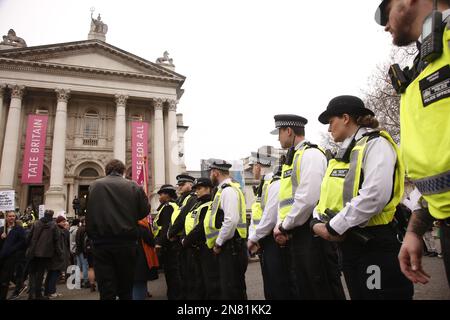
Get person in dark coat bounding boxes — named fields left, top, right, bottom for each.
left=133, top=218, right=158, bottom=300
left=44, top=215, right=70, bottom=298
left=181, top=178, right=220, bottom=300
left=72, top=196, right=81, bottom=215
left=26, top=210, right=62, bottom=300
left=0, top=211, right=26, bottom=300
left=153, top=184, right=182, bottom=300
left=86, top=159, right=150, bottom=300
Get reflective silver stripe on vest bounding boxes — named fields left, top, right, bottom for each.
left=206, top=231, right=219, bottom=239
left=237, top=223, right=247, bottom=228
left=342, top=138, right=368, bottom=207
left=279, top=198, right=294, bottom=208
left=253, top=219, right=261, bottom=225
left=291, top=152, right=301, bottom=199
left=414, top=170, right=450, bottom=195
left=260, top=183, right=268, bottom=211
left=208, top=193, right=221, bottom=230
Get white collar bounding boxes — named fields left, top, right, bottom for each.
left=341, top=127, right=372, bottom=149
left=218, top=178, right=232, bottom=188
left=294, top=139, right=308, bottom=150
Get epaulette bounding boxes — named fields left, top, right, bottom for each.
left=361, top=130, right=381, bottom=142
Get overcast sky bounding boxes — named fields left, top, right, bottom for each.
left=0, top=0, right=395, bottom=170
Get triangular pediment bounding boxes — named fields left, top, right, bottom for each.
left=0, top=39, right=185, bottom=82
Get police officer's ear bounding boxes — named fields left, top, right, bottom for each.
left=341, top=113, right=352, bottom=126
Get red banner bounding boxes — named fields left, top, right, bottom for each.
left=131, top=121, right=149, bottom=186
left=21, top=115, right=48, bottom=184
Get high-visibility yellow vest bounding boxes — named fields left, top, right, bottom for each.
left=184, top=201, right=212, bottom=236
left=152, top=201, right=179, bottom=237
left=316, top=131, right=404, bottom=226
left=278, top=143, right=324, bottom=221
left=250, top=178, right=271, bottom=233
left=400, top=27, right=450, bottom=219
left=204, top=181, right=247, bottom=249
left=180, top=193, right=193, bottom=208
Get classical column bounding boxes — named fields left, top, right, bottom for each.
left=114, top=94, right=128, bottom=163
left=166, top=100, right=179, bottom=186
left=0, top=85, right=25, bottom=190
left=153, top=98, right=166, bottom=190
left=45, top=89, right=70, bottom=212
left=0, top=84, right=7, bottom=161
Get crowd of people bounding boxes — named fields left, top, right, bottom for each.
left=0, top=209, right=97, bottom=300
left=0, top=0, right=449, bottom=301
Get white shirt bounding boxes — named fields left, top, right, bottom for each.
left=215, top=178, right=240, bottom=246
left=402, top=187, right=422, bottom=212
left=280, top=140, right=328, bottom=230
left=249, top=173, right=273, bottom=240
left=250, top=179, right=280, bottom=243
left=313, top=127, right=397, bottom=235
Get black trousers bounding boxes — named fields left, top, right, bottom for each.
left=199, top=244, right=221, bottom=300
left=0, top=253, right=18, bottom=300
left=259, top=235, right=291, bottom=300
left=340, top=225, right=414, bottom=300
left=287, top=223, right=346, bottom=300
left=160, top=241, right=183, bottom=300
left=178, top=245, right=188, bottom=299
left=92, top=244, right=137, bottom=300
left=28, top=257, right=50, bottom=299
left=218, top=238, right=248, bottom=300
left=185, top=246, right=205, bottom=299
left=441, top=222, right=450, bottom=288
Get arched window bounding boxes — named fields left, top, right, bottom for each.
left=83, top=110, right=99, bottom=146
left=79, top=168, right=99, bottom=177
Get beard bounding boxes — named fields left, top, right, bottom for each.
left=211, top=174, right=219, bottom=187
left=391, top=2, right=418, bottom=47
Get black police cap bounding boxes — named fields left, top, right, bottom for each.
left=208, top=159, right=232, bottom=171
left=271, top=114, right=308, bottom=135
left=193, top=177, right=213, bottom=189
left=375, top=0, right=390, bottom=26
left=176, top=174, right=195, bottom=185
left=318, top=95, right=375, bottom=124
left=157, top=184, right=177, bottom=197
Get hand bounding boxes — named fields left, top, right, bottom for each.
left=398, top=231, right=431, bottom=284
left=273, top=224, right=288, bottom=246
left=213, top=244, right=222, bottom=255
left=247, top=240, right=259, bottom=255
left=1, top=233, right=6, bottom=240
left=155, top=244, right=162, bottom=255
left=275, top=234, right=288, bottom=246
left=312, top=223, right=345, bottom=242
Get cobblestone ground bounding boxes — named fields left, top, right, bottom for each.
left=12, top=256, right=450, bottom=300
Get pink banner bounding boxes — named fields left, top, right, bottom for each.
left=21, top=115, right=48, bottom=184
left=131, top=121, right=149, bottom=184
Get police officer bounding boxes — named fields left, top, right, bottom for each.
left=168, top=174, right=197, bottom=298
left=182, top=177, right=220, bottom=299
left=152, top=184, right=181, bottom=300
left=169, top=174, right=197, bottom=240
left=248, top=147, right=277, bottom=244
left=271, top=114, right=345, bottom=300
left=247, top=155, right=291, bottom=300
left=311, top=95, right=414, bottom=299
left=204, top=159, right=248, bottom=300
left=375, top=0, right=450, bottom=286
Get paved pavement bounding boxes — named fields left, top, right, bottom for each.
left=12, top=255, right=450, bottom=300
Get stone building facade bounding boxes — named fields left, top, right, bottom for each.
left=0, top=19, right=188, bottom=216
